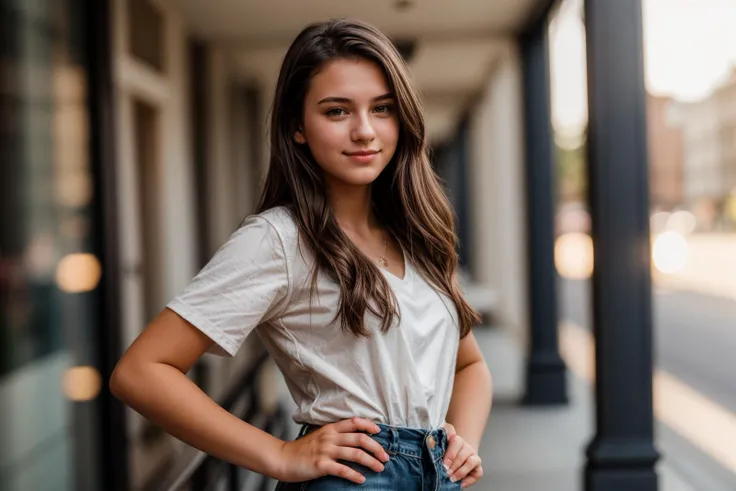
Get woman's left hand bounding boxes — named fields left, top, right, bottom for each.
left=442, top=423, right=483, bottom=489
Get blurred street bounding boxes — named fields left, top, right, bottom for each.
left=556, top=262, right=736, bottom=491
left=653, top=234, right=736, bottom=302
left=550, top=224, right=736, bottom=490
left=561, top=278, right=736, bottom=413
left=559, top=229, right=736, bottom=414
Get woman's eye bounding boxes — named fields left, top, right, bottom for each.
left=326, top=108, right=346, bottom=117
left=374, top=104, right=394, bottom=114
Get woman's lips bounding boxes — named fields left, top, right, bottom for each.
left=344, top=150, right=380, bottom=163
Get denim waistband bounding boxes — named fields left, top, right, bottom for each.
left=298, top=423, right=448, bottom=463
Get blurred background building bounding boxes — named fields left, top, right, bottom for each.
left=1, top=0, right=736, bottom=490
left=668, top=70, right=736, bottom=232
left=647, top=93, right=684, bottom=212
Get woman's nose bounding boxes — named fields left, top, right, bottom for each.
left=351, top=114, right=376, bottom=142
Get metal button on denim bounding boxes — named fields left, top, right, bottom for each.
left=427, top=435, right=436, bottom=450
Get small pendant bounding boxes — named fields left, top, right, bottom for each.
left=377, top=257, right=388, bottom=268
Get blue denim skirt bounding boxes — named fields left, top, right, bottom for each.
left=276, top=423, right=462, bottom=490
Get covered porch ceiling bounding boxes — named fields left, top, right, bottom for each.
left=177, top=0, right=544, bottom=144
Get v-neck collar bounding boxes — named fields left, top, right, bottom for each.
left=381, top=247, right=413, bottom=290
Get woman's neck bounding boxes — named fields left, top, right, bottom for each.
left=327, top=181, right=377, bottom=233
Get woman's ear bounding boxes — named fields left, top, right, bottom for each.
left=294, top=130, right=306, bottom=144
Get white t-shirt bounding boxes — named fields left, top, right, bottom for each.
left=167, top=206, right=461, bottom=429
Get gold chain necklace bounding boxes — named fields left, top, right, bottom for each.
left=377, top=230, right=388, bottom=269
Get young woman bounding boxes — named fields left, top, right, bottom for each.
left=111, top=18, right=492, bottom=490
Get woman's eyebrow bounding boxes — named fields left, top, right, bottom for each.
left=317, top=93, right=395, bottom=105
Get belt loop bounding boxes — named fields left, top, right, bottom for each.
left=437, top=427, right=447, bottom=451
left=388, top=426, right=399, bottom=452
left=296, top=423, right=312, bottom=439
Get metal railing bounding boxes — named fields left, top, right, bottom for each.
left=156, top=350, right=292, bottom=491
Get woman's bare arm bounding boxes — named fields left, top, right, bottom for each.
left=110, top=308, right=286, bottom=478
left=445, top=332, right=493, bottom=451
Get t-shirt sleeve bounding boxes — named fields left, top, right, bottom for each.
left=167, top=216, right=290, bottom=357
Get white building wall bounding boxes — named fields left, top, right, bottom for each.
left=159, top=4, right=198, bottom=303
left=202, top=46, right=272, bottom=401
left=206, top=48, right=238, bottom=251
left=468, top=44, right=529, bottom=335
left=112, top=1, right=275, bottom=487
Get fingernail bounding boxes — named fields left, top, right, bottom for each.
left=444, top=458, right=451, bottom=467
left=443, top=463, right=450, bottom=473
left=384, top=453, right=390, bottom=462
left=450, top=476, right=458, bottom=483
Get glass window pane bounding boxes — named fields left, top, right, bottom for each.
left=0, top=1, right=101, bottom=490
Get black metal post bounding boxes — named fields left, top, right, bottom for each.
left=228, top=462, right=241, bottom=491
left=583, top=0, right=659, bottom=489
left=520, top=11, right=568, bottom=406
left=455, top=118, right=471, bottom=268
left=87, top=0, right=130, bottom=489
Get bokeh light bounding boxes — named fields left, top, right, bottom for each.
left=555, top=232, right=594, bottom=279
left=55, top=253, right=102, bottom=293
left=666, top=210, right=697, bottom=236
left=63, top=366, right=102, bottom=401
left=652, top=231, right=689, bottom=274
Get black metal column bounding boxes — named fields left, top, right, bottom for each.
left=87, top=0, right=130, bottom=489
left=520, top=11, right=568, bottom=406
left=583, top=0, right=659, bottom=489
left=455, top=117, right=471, bottom=268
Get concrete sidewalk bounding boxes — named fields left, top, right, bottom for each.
left=475, top=327, right=699, bottom=491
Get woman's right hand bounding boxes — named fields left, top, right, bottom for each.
left=275, top=417, right=391, bottom=484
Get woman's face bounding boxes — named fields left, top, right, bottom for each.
left=297, top=57, right=400, bottom=189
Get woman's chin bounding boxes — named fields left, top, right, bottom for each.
left=332, top=167, right=385, bottom=187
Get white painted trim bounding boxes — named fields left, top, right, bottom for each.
left=111, top=1, right=198, bottom=487
left=116, top=57, right=170, bottom=104
left=115, top=93, right=145, bottom=350
left=112, top=0, right=197, bottom=346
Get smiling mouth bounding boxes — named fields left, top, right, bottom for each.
left=344, top=150, right=380, bottom=156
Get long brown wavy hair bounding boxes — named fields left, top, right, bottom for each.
left=256, top=18, right=480, bottom=338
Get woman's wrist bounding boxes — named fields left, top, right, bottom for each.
left=269, top=439, right=290, bottom=482
left=244, top=433, right=289, bottom=481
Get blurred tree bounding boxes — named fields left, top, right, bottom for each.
left=555, top=135, right=587, bottom=203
